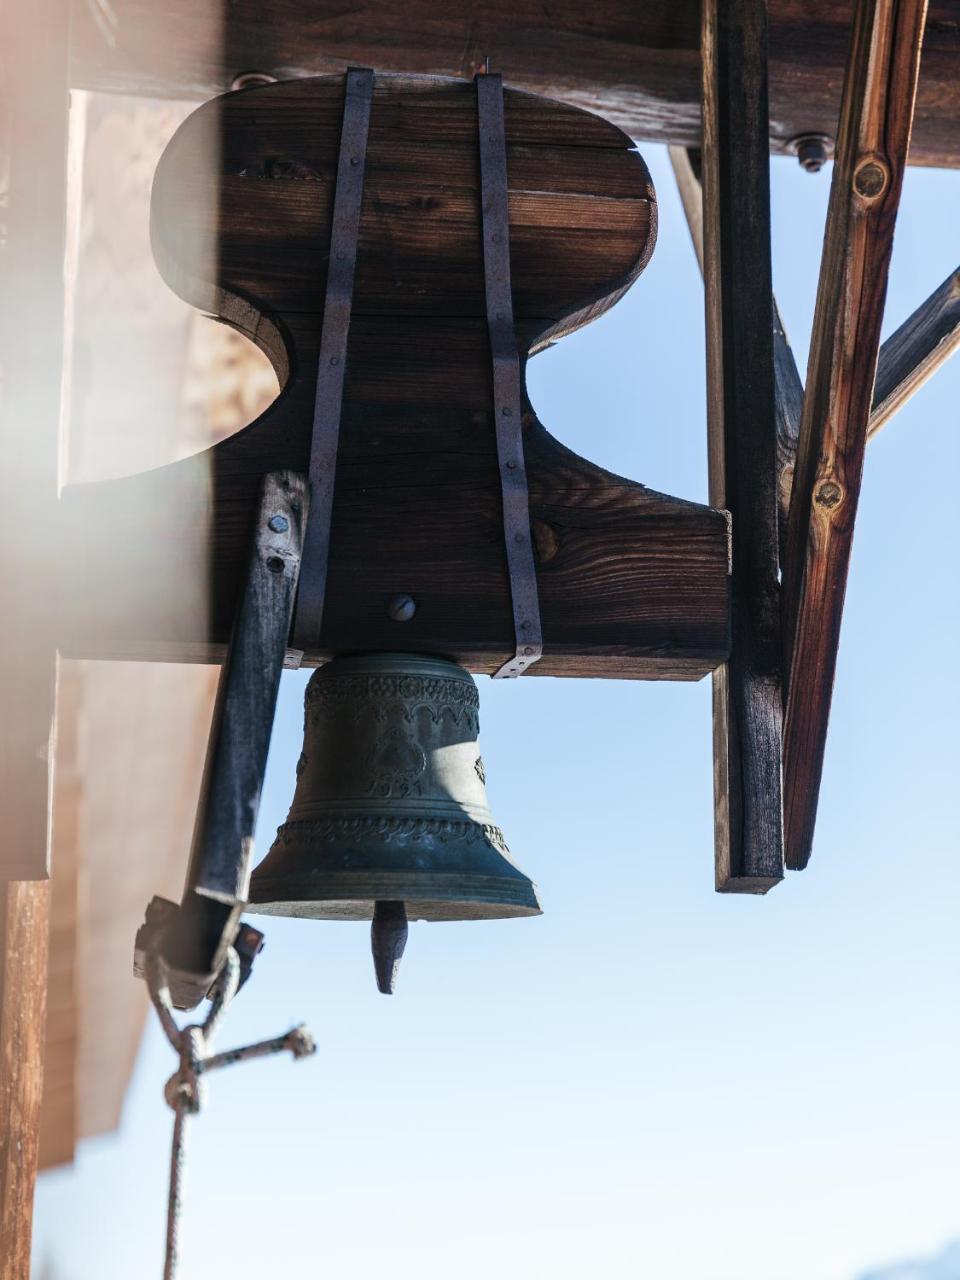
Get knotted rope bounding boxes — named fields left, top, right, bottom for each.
left=147, top=947, right=316, bottom=1280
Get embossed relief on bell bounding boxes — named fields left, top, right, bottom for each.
left=365, top=726, right=427, bottom=799
left=248, top=653, right=540, bottom=923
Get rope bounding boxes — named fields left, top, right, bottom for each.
left=146, top=947, right=316, bottom=1280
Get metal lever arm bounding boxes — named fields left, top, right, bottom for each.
left=135, top=470, right=308, bottom=1009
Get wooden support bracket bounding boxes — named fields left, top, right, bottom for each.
left=782, top=0, right=929, bottom=870
left=870, top=265, right=960, bottom=437
left=700, top=0, right=784, bottom=892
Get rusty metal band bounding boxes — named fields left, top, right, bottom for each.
left=476, top=73, right=544, bottom=678
left=293, top=67, right=374, bottom=648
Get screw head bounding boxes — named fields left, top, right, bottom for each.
left=387, top=593, right=417, bottom=622
left=267, top=514, right=289, bottom=533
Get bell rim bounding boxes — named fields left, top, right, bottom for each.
left=247, top=898, right=542, bottom=923
left=248, top=872, right=541, bottom=921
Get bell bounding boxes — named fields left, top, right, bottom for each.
left=248, top=653, right=541, bottom=991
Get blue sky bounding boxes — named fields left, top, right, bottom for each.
left=34, top=144, right=960, bottom=1280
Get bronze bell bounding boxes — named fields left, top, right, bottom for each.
left=248, top=653, right=541, bottom=992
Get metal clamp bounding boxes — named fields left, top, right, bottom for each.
left=476, top=73, right=544, bottom=678
left=293, top=66, right=375, bottom=647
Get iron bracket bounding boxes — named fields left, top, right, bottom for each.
left=292, top=66, right=374, bottom=648
left=477, top=72, right=544, bottom=678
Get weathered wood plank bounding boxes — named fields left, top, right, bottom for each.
left=782, top=0, right=928, bottom=871
left=38, top=665, right=82, bottom=1171
left=58, top=75, right=731, bottom=681
left=870, top=265, right=960, bottom=437
left=701, top=0, right=784, bottom=892
left=66, top=1, right=960, bottom=169
left=0, top=880, right=51, bottom=1280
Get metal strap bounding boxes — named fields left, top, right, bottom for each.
left=293, top=67, right=374, bottom=647
left=476, top=73, right=544, bottom=678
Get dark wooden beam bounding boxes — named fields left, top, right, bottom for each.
left=669, top=145, right=803, bottom=568
left=782, top=0, right=928, bottom=871
left=58, top=75, right=731, bottom=682
left=701, top=0, right=784, bottom=892
left=870, top=265, right=960, bottom=436
left=66, top=1, right=960, bottom=169
left=0, top=881, right=51, bottom=1280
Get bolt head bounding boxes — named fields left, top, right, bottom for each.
left=790, top=133, right=833, bottom=174
left=387, top=593, right=417, bottom=622
left=267, top=514, right=289, bottom=533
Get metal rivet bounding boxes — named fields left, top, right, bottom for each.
left=336, top=250, right=346, bottom=261
left=330, top=356, right=339, bottom=366
left=514, top=533, right=523, bottom=544
left=266, top=556, right=285, bottom=574
left=523, top=646, right=534, bottom=656
left=267, top=515, right=289, bottom=533
left=506, top=460, right=517, bottom=470
left=501, top=407, right=513, bottom=416
left=387, top=593, right=417, bottom=622
left=350, top=156, right=360, bottom=166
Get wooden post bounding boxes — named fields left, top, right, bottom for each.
left=0, top=881, right=51, bottom=1280
left=669, top=145, right=803, bottom=567
left=781, top=0, right=928, bottom=870
left=701, top=0, right=784, bottom=891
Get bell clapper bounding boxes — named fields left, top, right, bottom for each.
left=371, top=900, right=409, bottom=994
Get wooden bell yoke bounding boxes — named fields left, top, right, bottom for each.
left=58, top=71, right=730, bottom=681
left=65, top=68, right=733, bottom=1006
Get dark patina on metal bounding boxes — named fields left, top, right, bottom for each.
left=248, top=653, right=542, bottom=923
left=476, top=72, right=544, bottom=678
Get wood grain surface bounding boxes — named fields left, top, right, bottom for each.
left=59, top=74, right=730, bottom=679
left=870, top=265, right=960, bottom=437
left=65, top=1, right=960, bottom=169
left=0, top=881, right=51, bottom=1280
left=701, top=0, right=784, bottom=892
left=782, top=0, right=928, bottom=870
